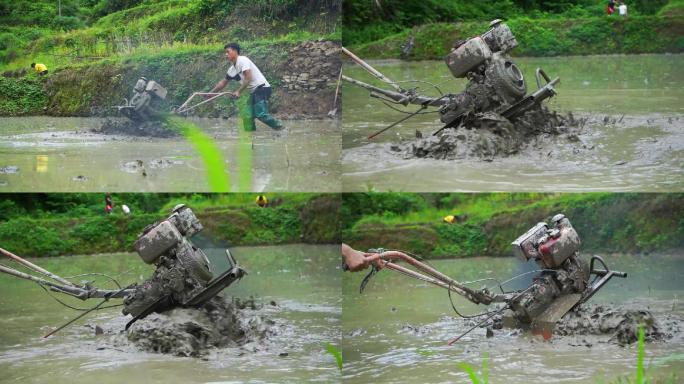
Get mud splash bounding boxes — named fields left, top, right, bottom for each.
left=93, top=118, right=178, bottom=138
left=395, top=106, right=583, bottom=160
left=125, top=296, right=276, bottom=357
left=484, top=303, right=680, bottom=345
left=553, top=304, right=679, bottom=344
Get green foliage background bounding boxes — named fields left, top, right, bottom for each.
left=0, top=0, right=341, bottom=116
left=343, top=193, right=684, bottom=258
left=343, top=0, right=683, bottom=58
left=0, top=193, right=340, bottom=257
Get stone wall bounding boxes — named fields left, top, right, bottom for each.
left=280, top=41, right=341, bottom=92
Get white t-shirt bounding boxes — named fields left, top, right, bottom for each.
left=226, top=56, right=270, bottom=92
left=618, top=4, right=627, bottom=15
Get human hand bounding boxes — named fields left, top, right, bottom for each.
left=341, top=244, right=384, bottom=272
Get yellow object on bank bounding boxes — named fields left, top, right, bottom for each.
left=34, top=63, right=47, bottom=73
left=256, top=195, right=267, bottom=207
left=443, top=215, right=456, bottom=224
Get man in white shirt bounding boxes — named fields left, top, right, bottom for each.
left=208, top=43, right=283, bottom=131
left=618, top=1, right=627, bottom=17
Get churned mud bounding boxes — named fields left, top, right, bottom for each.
left=553, top=303, right=679, bottom=344
left=124, top=296, right=276, bottom=357
left=395, top=106, right=584, bottom=160
left=483, top=303, right=680, bottom=345
left=93, top=118, right=179, bottom=138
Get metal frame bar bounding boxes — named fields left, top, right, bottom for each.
left=174, top=92, right=233, bottom=115
left=372, top=250, right=494, bottom=305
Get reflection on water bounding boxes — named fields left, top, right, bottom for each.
left=0, top=117, right=341, bottom=192
left=342, top=252, right=684, bottom=383
left=0, top=244, right=341, bottom=384
left=342, top=54, right=684, bottom=192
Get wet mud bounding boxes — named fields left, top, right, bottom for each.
left=395, top=106, right=584, bottom=160
left=93, top=118, right=179, bottom=138
left=552, top=303, right=679, bottom=345
left=124, top=296, right=276, bottom=357
left=485, top=303, right=679, bottom=345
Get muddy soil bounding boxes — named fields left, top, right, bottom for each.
left=394, top=106, right=584, bottom=160
left=93, top=118, right=179, bottom=138
left=123, top=296, right=277, bottom=357
left=483, top=303, right=679, bottom=345
left=553, top=303, right=679, bottom=344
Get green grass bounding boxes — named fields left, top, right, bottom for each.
left=325, top=342, right=343, bottom=371
left=458, top=352, right=488, bottom=384
left=344, top=193, right=684, bottom=258
left=0, top=0, right=340, bottom=73
left=347, top=14, right=684, bottom=59
left=350, top=193, right=601, bottom=228
left=164, top=116, right=231, bottom=192
left=0, top=193, right=339, bottom=257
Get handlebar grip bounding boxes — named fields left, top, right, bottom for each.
left=591, top=269, right=627, bottom=278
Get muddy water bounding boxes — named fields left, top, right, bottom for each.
left=342, top=54, right=684, bottom=191
left=0, top=117, right=340, bottom=192
left=0, top=244, right=341, bottom=383
left=342, top=252, right=684, bottom=383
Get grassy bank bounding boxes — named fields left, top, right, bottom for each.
left=347, top=14, right=684, bottom=60
left=0, top=193, right=340, bottom=257
left=342, top=193, right=684, bottom=258
left=0, top=0, right=341, bottom=117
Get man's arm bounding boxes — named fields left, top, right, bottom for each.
left=209, top=78, right=229, bottom=93
left=233, top=69, right=251, bottom=98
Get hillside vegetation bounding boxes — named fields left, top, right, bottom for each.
left=342, top=193, right=684, bottom=258
left=0, top=0, right=341, bottom=116
left=0, top=193, right=340, bottom=257
left=342, top=0, right=684, bottom=58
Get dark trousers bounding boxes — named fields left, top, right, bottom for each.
left=241, top=86, right=281, bottom=131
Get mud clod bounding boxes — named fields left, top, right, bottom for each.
left=396, top=107, right=585, bottom=160
left=554, top=304, right=676, bottom=345
left=93, top=119, right=178, bottom=138
left=126, top=297, right=275, bottom=357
